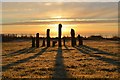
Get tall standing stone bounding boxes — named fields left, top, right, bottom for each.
left=36, top=33, right=39, bottom=48
left=71, top=29, right=76, bottom=47
left=58, top=24, right=62, bottom=47
left=47, top=29, right=50, bottom=47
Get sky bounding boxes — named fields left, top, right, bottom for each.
left=1, top=2, right=119, bottom=37
left=1, top=0, right=119, bottom=2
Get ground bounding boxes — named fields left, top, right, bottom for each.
left=1, top=40, right=120, bottom=79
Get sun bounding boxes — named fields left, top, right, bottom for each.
left=51, top=16, right=62, bottom=19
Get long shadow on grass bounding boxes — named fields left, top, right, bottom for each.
left=52, top=47, right=68, bottom=79
left=74, top=46, right=120, bottom=66
left=64, top=45, right=70, bottom=52
left=2, top=47, right=48, bottom=72
left=81, top=45, right=119, bottom=57
left=3, top=47, right=36, bottom=57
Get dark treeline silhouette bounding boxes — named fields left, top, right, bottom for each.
left=86, top=35, right=120, bottom=41
left=108, top=36, right=120, bottom=41
left=1, top=34, right=46, bottom=42
left=1, top=34, right=120, bottom=42
left=1, top=34, right=35, bottom=42
left=87, top=35, right=104, bottom=40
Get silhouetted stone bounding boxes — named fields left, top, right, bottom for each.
left=58, top=24, right=62, bottom=47
left=75, top=38, right=76, bottom=45
left=36, top=33, right=39, bottom=48
left=52, top=40, right=57, bottom=47
left=63, top=36, right=66, bottom=46
left=71, top=29, right=76, bottom=47
left=32, top=37, right=35, bottom=47
left=42, top=38, right=45, bottom=47
left=77, top=34, right=83, bottom=46
left=47, top=29, right=50, bottom=47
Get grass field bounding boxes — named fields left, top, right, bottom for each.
left=2, top=40, right=120, bottom=79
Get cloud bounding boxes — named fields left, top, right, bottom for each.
left=2, top=0, right=119, bottom=2
left=2, top=2, right=118, bottom=23
left=2, top=18, right=118, bottom=25
left=60, top=2, right=118, bottom=19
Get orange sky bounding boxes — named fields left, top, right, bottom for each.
left=1, top=2, right=118, bottom=37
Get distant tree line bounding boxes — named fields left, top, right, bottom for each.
left=1, top=34, right=120, bottom=42
left=86, top=35, right=120, bottom=41
left=1, top=34, right=33, bottom=42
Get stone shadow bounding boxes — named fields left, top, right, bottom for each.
left=74, top=45, right=120, bottom=66
left=3, top=47, right=36, bottom=57
left=52, top=47, right=68, bottom=79
left=81, top=45, right=119, bottom=57
left=2, top=47, right=48, bottom=72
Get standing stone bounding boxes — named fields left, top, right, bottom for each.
left=71, top=29, right=76, bottom=47
left=42, top=38, right=45, bottom=47
left=32, top=37, right=35, bottom=47
left=47, top=29, right=50, bottom=47
left=36, top=33, right=39, bottom=48
left=77, top=34, right=83, bottom=46
left=52, top=40, right=57, bottom=47
left=74, top=37, right=76, bottom=45
left=58, top=24, right=62, bottom=47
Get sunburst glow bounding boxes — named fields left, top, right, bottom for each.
left=2, top=2, right=118, bottom=37
left=46, top=24, right=77, bottom=37
left=51, top=16, right=62, bottom=19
